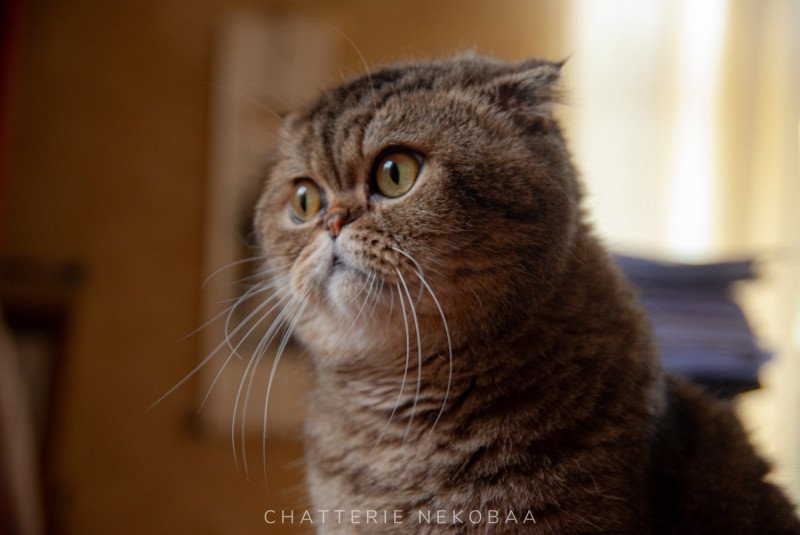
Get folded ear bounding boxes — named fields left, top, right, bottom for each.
left=484, top=58, right=565, bottom=133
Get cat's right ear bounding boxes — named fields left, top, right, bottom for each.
left=491, top=59, right=563, bottom=107
left=483, top=59, right=564, bottom=132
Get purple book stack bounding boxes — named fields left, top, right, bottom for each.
left=614, top=254, right=767, bottom=397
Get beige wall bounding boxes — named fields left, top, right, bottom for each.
left=8, top=1, right=308, bottom=533
left=6, top=1, right=565, bottom=532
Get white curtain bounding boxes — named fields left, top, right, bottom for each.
left=566, top=0, right=800, bottom=505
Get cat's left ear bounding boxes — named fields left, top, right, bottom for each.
left=484, top=58, right=565, bottom=131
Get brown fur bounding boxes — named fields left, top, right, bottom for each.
left=253, top=55, right=800, bottom=533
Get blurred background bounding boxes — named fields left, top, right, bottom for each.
left=1, top=0, right=798, bottom=533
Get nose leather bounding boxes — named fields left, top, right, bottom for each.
left=325, top=208, right=348, bottom=238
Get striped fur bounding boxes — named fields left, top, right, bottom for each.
left=254, top=55, right=800, bottom=533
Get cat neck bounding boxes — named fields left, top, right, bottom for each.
left=305, top=230, right=664, bottom=521
left=309, top=228, right=664, bottom=444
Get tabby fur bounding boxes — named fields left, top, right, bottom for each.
left=254, top=55, right=800, bottom=534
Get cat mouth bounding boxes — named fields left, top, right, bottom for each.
left=331, top=254, right=343, bottom=269
left=325, top=253, right=376, bottom=308
left=329, top=253, right=362, bottom=279
left=331, top=254, right=349, bottom=273
left=330, top=249, right=365, bottom=272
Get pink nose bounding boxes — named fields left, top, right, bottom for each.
left=325, top=209, right=348, bottom=238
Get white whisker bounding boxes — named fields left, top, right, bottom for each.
left=262, top=299, right=308, bottom=479
left=196, top=291, right=287, bottom=414
left=365, top=279, right=385, bottom=325
left=329, top=26, right=376, bottom=111
left=374, top=285, right=411, bottom=448
left=393, top=246, right=453, bottom=432
left=343, top=269, right=373, bottom=306
left=234, top=296, right=297, bottom=478
left=396, top=268, right=423, bottom=443
left=224, top=281, right=288, bottom=359
left=180, top=279, right=270, bottom=341
left=201, top=256, right=267, bottom=288
left=208, top=82, right=286, bottom=120
left=146, top=286, right=283, bottom=412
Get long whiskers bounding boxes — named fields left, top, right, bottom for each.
left=201, top=255, right=268, bottom=288
left=374, top=285, right=411, bottom=447
left=197, top=289, right=288, bottom=413
left=395, top=268, right=423, bottom=443
left=365, top=279, right=385, bottom=325
left=329, top=26, right=377, bottom=111
left=262, top=299, right=308, bottom=479
left=146, top=276, right=282, bottom=412
left=223, top=278, right=283, bottom=359
left=233, top=293, right=299, bottom=477
left=392, top=246, right=453, bottom=432
left=180, top=278, right=275, bottom=342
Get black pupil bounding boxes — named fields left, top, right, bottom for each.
left=385, top=160, right=401, bottom=185
left=298, top=186, right=308, bottom=212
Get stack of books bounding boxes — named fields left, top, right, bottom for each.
left=614, top=254, right=767, bottom=396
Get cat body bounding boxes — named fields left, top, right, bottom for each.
left=254, top=55, right=800, bottom=534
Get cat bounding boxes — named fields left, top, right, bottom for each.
left=252, top=54, right=800, bottom=534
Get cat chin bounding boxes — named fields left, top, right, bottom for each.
left=325, top=264, right=376, bottom=313
left=294, top=311, right=398, bottom=363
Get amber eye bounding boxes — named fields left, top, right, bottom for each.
left=289, top=179, right=322, bottom=222
left=374, top=150, right=421, bottom=198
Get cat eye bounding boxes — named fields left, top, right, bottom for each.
left=289, top=179, right=322, bottom=223
left=373, top=150, right=421, bottom=198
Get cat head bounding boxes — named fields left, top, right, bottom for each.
left=254, top=55, right=582, bottom=365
